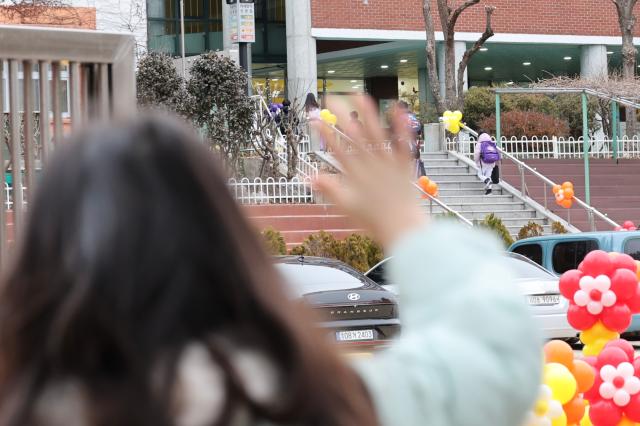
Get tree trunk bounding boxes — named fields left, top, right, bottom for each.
left=423, top=0, right=493, bottom=115
left=622, top=33, right=637, bottom=137
left=422, top=0, right=445, bottom=115
left=444, top=36, right=458, bottom=110
left=614, top=0, right=638, bottom=137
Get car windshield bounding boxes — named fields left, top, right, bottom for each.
left=275, top=263, right=365, bottom=297
left=505, top=256, right=555, bottom=280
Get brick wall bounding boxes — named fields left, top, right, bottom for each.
left=311, top=0, right=640, bottom=37
left=0, top=6, right=96, bottom=29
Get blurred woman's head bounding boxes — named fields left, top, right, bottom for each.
left=0, top=115, right=375, bottom=426
left=304, top=93, right=319, bottom=112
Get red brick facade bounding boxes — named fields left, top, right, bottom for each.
left=311, top=0, right=640, bottom=37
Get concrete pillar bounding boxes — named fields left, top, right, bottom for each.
left=418, top=67, right=435, bottom=107
left=437, top=41, right=468, bottom=98
left=581, top=45, right=608, bottom=78
left=285, top=0, right=317, bottom=103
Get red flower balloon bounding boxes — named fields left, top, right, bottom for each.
left=585, top=340, right=640, bottom=425
left=559, top=251, right=640, bottom=332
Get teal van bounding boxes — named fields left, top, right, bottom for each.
left=508, top=231, right=640, bottom=332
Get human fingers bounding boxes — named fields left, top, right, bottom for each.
left=352, top=95, right=387, bottom=147
left=326, top=96, right=368, bottom=155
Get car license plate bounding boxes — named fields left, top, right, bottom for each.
left=528, top=294, right=561, bottom=306
left=336, top=330, right=375, bottom=342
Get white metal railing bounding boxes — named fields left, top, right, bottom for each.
left=325, top=125, right=473, bottom=227
left=447, top=135, right=640, bottom=160
left=459, top=126, right=619, bottom=232
left=4, top=183, right=27, bottom=211
left=228, top=177, right=314, bottom=204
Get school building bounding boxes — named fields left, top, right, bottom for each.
left=143, top=0, right=640, bottom=109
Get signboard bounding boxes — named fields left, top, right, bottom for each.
left=227, top=0, right=254, bottom=44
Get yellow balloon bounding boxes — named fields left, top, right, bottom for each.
left=580, top=407, right=592, bottom=426
left=453, top=110, right=463, bottom=121
left=580, top=321, right=619, bottom=356
left=320, top=109, right=331, bottom=122
left=443, top=110, right=454, bottom=118
left=552, top=411, right=568, bottom=426
left=620, top=416, right=639, bottom=426
left=544, top=363, right=577, bottom=405
left=327, top=114, right=337, bottom=126
left=447, top=122, right=461, bottom=134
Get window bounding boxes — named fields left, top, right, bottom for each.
left=624, top=238, right=640, bottom=261
left=366, top=261, right=388, bottom=286
left=147, top=0, right=223, bottom=56
left=552, top=240, right=599, bottom=274
left=505, top=256, right=554, bottom=280
left=275, top=263, right=365, bottom=298
left=512, top=244, right=543, bottom=266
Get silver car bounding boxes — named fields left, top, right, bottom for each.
left=365, top=252, right=576, bottom=340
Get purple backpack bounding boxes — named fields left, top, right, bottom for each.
left=480, top=140, right=500, bottom=164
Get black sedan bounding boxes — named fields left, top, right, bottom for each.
left=274, top=256, right=400, bottom=347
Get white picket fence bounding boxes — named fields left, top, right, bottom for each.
left=447, top=135, right=640, bottom=159
left=4, top=184, right=27, bottom=211
left=228, top=177, right=314, bottom=204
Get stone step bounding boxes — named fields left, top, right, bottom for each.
left=421, top=202, right=530, bottom=212
left=424, top=165, right=473, bottom=174
left=422, top=159, right=462, bottom=167
left=438, top=196, right=515, bottom=205
left=424, top=208, right=539, bottom=220
left=438, top=188, right=505, bottom=197
left=427, top=174, right=480, bottom=183
left=436, top=181, right=488, bottom=189
left=421, top=152, right=450, bottom=160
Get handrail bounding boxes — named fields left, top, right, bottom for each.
left=327, top=124, right=473, bottom=227
left=462, top=125, right=620, bottom=231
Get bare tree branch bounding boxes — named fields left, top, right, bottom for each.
left=436, top=0, right=450, bottom=40
left=0, top=0, right=85, bottom=27
left=423, top=0, right=445, bottom=113
left=457, top=6, right=495, bottom=99
left=449, top=0, right=480, bottom=29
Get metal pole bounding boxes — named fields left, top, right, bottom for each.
left=179, top=0, right=186, bottom=78
left=582, top=91, right=591, bottom=205
left=612, top=101, right=619, bottom=162
left=495, top=93, right=501, bottom=147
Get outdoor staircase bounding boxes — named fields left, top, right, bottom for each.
left=421, top=152, right=557, bottom=237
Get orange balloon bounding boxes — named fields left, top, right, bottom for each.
left=636, top=260, right=640, bottom=281
left=560, top=199, right=573, bottom=209
left=562, top=181, right=574, bottom=190
left=564, top=395, right=587, bottom=425
left=426, top=181, right=438, bottom=196
left=553, top=184, right=562, bottom=194
left=572, top=360, right=596, bottom=393
left=545, top=340, right=574, bottom=368
left=418, top=176, right=430, bottom=189
left=564, top=188, right=575, bottom=199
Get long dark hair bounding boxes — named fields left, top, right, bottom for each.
left=0, top=116, right=376, bottom=426
left=304, top=93, right=319, bottom=112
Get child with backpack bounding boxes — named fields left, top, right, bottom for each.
left=474, top=132, right=501, bottom=195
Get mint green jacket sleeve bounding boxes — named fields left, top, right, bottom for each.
left=353, top=223, right=542, bottom=426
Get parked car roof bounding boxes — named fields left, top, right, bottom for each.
left=510, top=230, right=640, bottom=246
